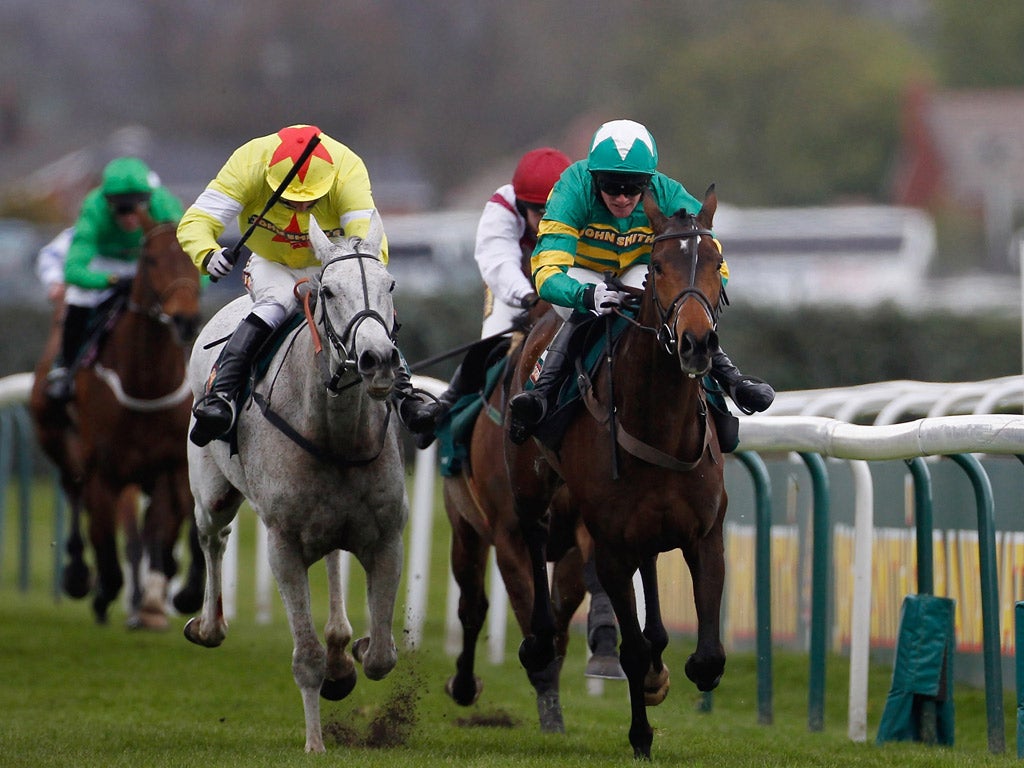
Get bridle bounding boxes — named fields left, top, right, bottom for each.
left=130, top=224, right=200, bottom=329
left=647, top=215, right=722, bottom=357
left=316, top=251, right=397, bottom=394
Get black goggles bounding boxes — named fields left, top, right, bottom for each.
left=594, top=175, right=649, bottom=197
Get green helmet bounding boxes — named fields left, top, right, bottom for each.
left=101, top=157, right=155, bottom=198
left=586, top=119, right=658, bottom=176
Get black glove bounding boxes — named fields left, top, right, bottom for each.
left=519, top=292, right=539, bottom=310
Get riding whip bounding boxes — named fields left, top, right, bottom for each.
left=208, top=131, right=323, bottom=282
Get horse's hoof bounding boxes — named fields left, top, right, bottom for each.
left=137, top=608, right=170, bottom=632
left=585, top=652, right=627, bottom=680
left=62, top=562, right=91, bottom=599
left=320, top=669, right=357, bottom=701
left=685, top=653, right=723, bottom=693
left=445, top=674, right=483, bottom=706
left=183, top=616, right=223, bottom=648
left=643, top=665, right=671, bottom=707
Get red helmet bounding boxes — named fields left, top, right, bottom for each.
left=512, top=147, right=571, bottom=205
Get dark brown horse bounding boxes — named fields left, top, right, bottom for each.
left=443, top=306, right=618, bottom=732
left=29, top=216, right=203, bottom=628
left=506, top=187, right=728, bottom=759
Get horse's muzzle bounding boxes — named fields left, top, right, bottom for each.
left=358, top=347, right=400, bottom=400
left=676, top=329, right=717, bottom=377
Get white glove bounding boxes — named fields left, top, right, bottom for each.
left=205, top=247, right=235, bottom=279
left=587, top=281, right=625, bottom=315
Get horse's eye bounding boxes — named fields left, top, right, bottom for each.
left=652, top=260, right=663, bottom=276
left=389, top=280, right=396, bottom=293
left=321, top=286, right=334, bottom=299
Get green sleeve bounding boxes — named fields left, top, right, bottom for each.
left=537, top=270, right=589, bottom=313
left=64, top=194, right=113, bottom=290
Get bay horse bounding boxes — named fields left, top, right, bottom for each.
left=183, top=215, right=408, bottom=753
left=506, top=187, right=728, bottom=759
left=29, top=215, right=203, bottom=628
left=443, top=306, right=622, bottom=733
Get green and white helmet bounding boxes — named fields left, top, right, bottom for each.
left=587, top=119, right=658, bottom=176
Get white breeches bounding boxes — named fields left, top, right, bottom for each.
left=242, top=253, right=322, bottom=329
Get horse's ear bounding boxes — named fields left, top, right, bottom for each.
left=360, top=210, right=384, bottom=258
left=308, top=214, right=335, bottom=261
left=642, top=190, right=667, bottom=233
left=698, top=183, right=717, bottom=230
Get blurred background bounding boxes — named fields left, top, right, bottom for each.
left=0, top=0, right=1022, bottom=389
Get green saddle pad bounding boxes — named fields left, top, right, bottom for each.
left=437, top=358, right=506, bottom=477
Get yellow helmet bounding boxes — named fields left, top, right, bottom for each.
left=265, top=125, right=336, bottom=201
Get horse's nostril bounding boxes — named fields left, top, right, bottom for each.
left=358, top=350, right=379, bottom=374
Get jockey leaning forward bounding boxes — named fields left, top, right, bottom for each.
left=507, top=119, right=775, bottom=446
left=415, top=146, right=572, bottom=449
left=177, top=124, right=441, bottom=448
left=45, top=157, right=184, bottom=401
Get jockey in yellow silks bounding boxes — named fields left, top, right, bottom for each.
left=177, top=124, right=441, bottom=447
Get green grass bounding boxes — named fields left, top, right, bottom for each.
left=0, top=477, right=1021, bottom=766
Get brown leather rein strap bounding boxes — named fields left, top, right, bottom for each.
left=577, top=365, right=713, bottom=473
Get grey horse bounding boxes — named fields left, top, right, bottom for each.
left=183, top=215, right=408, bottom=753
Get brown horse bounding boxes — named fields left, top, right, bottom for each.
left=29, top=216, right=203, bottom=628
left=443, top=305, right=621, bottom=732
left=506, top=187, right=728, bottom=759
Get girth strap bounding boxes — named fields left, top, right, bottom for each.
left=577, top=369, right=713, bottom=473
left=251, top=390, right=392, bottom=468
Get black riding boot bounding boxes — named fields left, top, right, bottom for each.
left=709, top=347, right=775, bottom=414
left=508, top=312, right=589, bottom=445
left=46, top=305, right=91, bottom=402
left=413, top=363, right=474, bottom=450
left=394, top=362, right=444, bottom=447
left=189, top=314, right=273, bottom=447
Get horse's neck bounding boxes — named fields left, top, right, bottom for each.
left=615, top=323, right=705, bottom=447
left=284, top=335, right=386, bottom=453
left=103, top=312, right=184, bottom=393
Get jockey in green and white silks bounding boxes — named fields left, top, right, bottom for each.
left=507, top=119, right=775, bottom=446
left=45, top=157, right=184, bottom=401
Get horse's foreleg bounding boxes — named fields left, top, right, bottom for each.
left=320, top=549, right=356, bottom=702
left=681, top=515, right=727, bottom=693
left=172, top=515, right=205, bottom=616
left=595, top=548, right=654, bottom=760
left=83, top=480, right=123, bottom=624
left=61, top=498, right=91, bottom=599
left=264, top=527, right=327, bottom=754
left=445, top=513, right=489, bottom=707
left=516, top=511, right=557, bottom=676
left=638, top=555, right=670, bottom=704
left=119, top=487, right=144, bottom=618
left=355, top=534, right=401, bottom=682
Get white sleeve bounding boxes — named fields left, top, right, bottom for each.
left=473, top=200, right=534, bottom=307
left=36, top=227, right=74, bottom=287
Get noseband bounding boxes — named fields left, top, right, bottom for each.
left=316, top=252, right=396, bottom=392
left=649, top=218, right=720, bottom=356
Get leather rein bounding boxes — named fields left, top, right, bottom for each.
left=578, top=218, right=721, bottom=472
left=251, top=252, right=396, bottom=468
